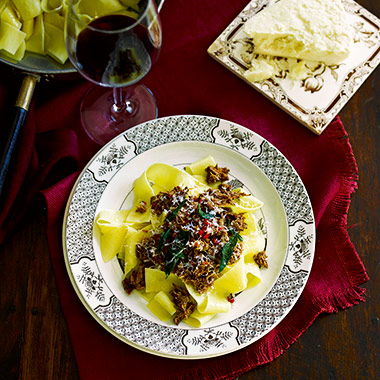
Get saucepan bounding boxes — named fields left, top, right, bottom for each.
left=0, top=49, right=76, bottom=197
left=0, top=0, right=165, bottom=198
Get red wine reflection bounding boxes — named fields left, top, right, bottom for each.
left=76, top=15, right=159, bottom=87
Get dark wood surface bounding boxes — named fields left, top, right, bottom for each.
left=1, top=1, right=380, bottom=379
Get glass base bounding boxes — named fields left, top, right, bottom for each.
left=80, top=84, right=157, bottom=145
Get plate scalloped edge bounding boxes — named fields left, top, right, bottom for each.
left=62, top=115, right=315, bottom=359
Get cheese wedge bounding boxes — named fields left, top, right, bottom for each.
left=244, top=0, right=353, bottom=65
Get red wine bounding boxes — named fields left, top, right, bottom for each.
left=75, top=15, right=159, bottom=86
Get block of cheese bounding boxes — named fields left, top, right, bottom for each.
left=244, top=0, right=353, bottom=65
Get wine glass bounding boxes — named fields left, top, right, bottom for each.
left=66, top=0, right=162, bottom=145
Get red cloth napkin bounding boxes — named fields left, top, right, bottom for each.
left=0, top=1, right=368, bottom=379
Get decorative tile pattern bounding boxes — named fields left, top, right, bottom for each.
left=208, top=0, right=380, bottom=134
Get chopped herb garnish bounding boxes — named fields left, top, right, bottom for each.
left=166, top=199, right=187, bottom=221
left=198, top=204, right=214, bottom=220
left=157, top=228, right=171, bottom=253
left=165, top=230, right=189, bottom=277
left=219, top=230, right=243, bottom=273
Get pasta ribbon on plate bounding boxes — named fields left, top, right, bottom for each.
left=96, top=157, right=268, bottom=326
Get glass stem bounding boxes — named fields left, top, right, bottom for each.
left=111, top=87, right=133, bottom=117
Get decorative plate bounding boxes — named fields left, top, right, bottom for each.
left=62, top=115, right=315, bottom=359
left=208, top=0, right=380, bottom=135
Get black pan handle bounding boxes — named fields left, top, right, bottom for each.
left=0, top=74, right=39, bottom=197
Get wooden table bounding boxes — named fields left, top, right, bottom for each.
left=1, top=1, right=379, bottom=378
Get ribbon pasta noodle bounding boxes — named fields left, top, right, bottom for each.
left=0, top=0, right=140, bottom=63
left=96, top=156, right=267, bottom=327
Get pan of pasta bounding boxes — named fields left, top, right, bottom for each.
left=62, top=115, right=315, bottom=358
left=0, top=0, right=75, bottom=196
left=0, top=0, right=166, bottom=195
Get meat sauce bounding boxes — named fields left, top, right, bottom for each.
left=122, top=165, right=262, bottom=324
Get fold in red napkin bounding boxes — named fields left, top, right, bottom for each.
left=0, top=1, right=369, bottom=379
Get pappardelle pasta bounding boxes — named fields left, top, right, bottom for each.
left=0, top=0, right=140, bottom=63
left=96, top=156, right=268, bottom=327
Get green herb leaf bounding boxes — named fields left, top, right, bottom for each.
left=166, top=199, right=187, bottom=221
left=165, top=230, right=189, bottom=277
left=198, top=204, right=214, bottom=220
left=219, top=230, right=243, bottom=273
left=157, top=228, right=171, bottom=253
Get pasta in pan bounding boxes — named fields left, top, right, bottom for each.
left=96, top=156, right=268, bottom=327
left=0, top=0, right=140, bottom=63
